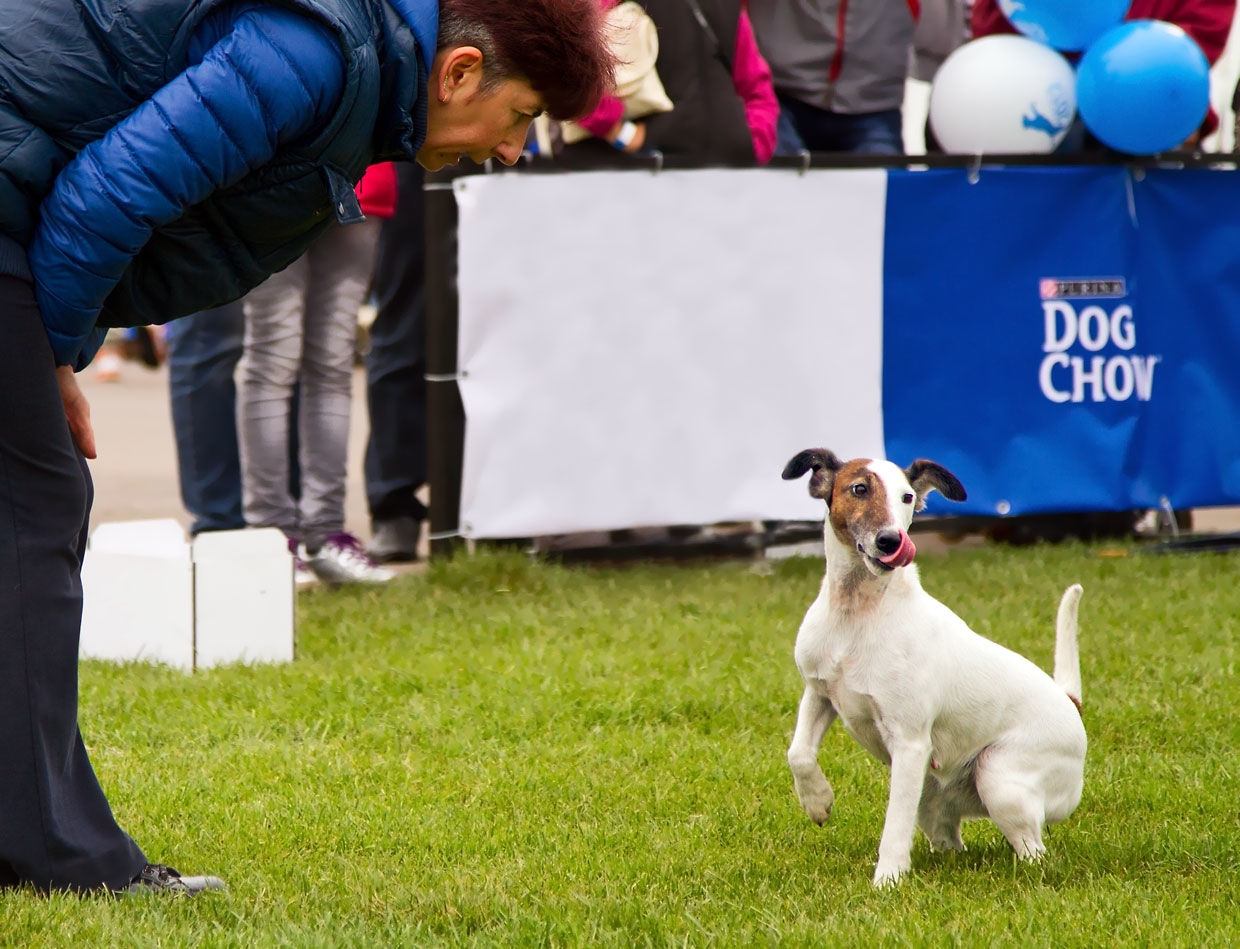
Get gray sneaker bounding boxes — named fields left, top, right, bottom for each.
left=302, top=532, right=395, bottom=584
left=122, top=863, right=225, bottom=895
left=367, top=516, right=422, bottom=563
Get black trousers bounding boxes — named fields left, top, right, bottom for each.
left=0, top=275, right=146, bottom=891
left=364, top=161, right=429, bottom=524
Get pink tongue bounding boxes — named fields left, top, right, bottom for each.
left=878, top=531, right=916, bottom=567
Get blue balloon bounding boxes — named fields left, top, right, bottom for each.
left=998, top=0, right=1129, bottom=52
left=1076, top=20, right=1211, bottom=155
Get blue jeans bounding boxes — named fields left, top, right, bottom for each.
left=165, top=304, right=246, bottom=534
left=774, top=93, right=903, bottom=156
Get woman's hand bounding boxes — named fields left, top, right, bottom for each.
left=622, top=121, right=647, bottom=153
left=56, top=365, right=97, bottom=459
left=606, top=119, right=647, bottom=153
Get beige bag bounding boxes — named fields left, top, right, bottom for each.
left=561, top=1, right=674, bottom=144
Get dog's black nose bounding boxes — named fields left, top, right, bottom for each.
left=875, top=529, right=902, bottom=555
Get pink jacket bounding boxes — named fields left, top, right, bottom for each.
left=578, top=2, right=779, bottom=164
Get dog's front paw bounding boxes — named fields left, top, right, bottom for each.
left=794, top=775, right=834, bottom=825
left=872, top=856, right=911, bottom=888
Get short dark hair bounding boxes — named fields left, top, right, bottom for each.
left=438, top=0, right=616, bottom=120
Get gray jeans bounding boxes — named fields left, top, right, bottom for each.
left=236, top=218, right=381, bottom=549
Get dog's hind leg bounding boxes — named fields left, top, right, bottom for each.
left=787, top=685, right=838, bottom=824
left=975, top=755, right=1047, bottom=860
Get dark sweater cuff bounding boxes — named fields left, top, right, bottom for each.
left=0, top=234, right=32, bottom=283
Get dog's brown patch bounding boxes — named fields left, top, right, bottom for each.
left=828, top=459, right=893, bottom=550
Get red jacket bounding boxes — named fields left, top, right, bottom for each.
left=355, top=161, right=398, bottom=218
left=971, top=0, right=1235, bottom=135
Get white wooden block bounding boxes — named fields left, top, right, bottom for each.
left=80, top=549, right=195, bottom=671
left=192, top=528, right=295, bottom=669
left=89, top=517, right=189, bottom=558
left=80, top=520, right=294, bottom=671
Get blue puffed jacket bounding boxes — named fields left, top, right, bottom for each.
left=0, top=0, right=438, bottom=370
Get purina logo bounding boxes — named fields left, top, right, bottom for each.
left=1039, top=277, right=1126, bottom=300
left=1037, top=277, right=1160, bottom=404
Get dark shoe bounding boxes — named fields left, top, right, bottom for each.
left=367, top=516, right=422, bottom=563
left=122, top=863, right=225, bottom=895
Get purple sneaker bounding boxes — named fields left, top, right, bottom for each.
left=287, top=537, right=318, bottom=587
left=300, top=532, right=395, bottom=585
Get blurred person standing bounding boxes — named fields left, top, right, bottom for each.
left=912, top=0, right=969, bottom=87
left=364, top=163, right=431, bottom=564
left=912, top=0, right=970, bottom=152
left=165, top=302, right=248, bottom=536
left=237, top=163, right=398, bottom=584
left=168, top=301, right=318, bottom=581
left=749, top=0, right=919, bottom=155
left=92, top=326, right=166, bottom=382
left=0, top=0, right=614, bottom=895
left=567, top=0, right=779, bottom=164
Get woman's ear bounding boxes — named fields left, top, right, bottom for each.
left=436, top=45, right=485, bottom=102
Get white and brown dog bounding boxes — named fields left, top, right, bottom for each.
left=781, top=449, right=1086, bottom=887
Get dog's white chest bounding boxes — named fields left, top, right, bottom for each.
left=805, top=664, right=894, bottom=764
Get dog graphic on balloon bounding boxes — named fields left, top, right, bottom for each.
left=1022, top=104, right=1069, bottom=140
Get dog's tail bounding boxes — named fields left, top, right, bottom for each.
left=1053, top=584, right=1083, bottom=710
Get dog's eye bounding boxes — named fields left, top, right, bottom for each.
left=850, top=483, right=867, bottom=498
left=903, top=493, right=914, bottom=504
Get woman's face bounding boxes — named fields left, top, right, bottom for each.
left=418, top=46, right=545, bottom=171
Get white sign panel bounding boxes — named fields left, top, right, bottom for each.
left=455, top=169, right=887, bottom=538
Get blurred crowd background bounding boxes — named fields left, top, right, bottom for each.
left=90, top=0, right=1240, bottom=581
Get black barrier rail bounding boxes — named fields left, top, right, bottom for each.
left=421, top=151, right=1237, bottom=556
left=440, top=148, right=1236, bottom=178
left=424, top=173, right=465, bottom=557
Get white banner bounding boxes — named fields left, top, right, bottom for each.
left=455, top=169, right=887, bottom=538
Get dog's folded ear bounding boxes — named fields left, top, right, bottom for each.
left=904, top=459, right=967, bottom=511
left=782, top=448, right=841, bottom=501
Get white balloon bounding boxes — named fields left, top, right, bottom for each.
left=929, top=35, right=1077, bottom=154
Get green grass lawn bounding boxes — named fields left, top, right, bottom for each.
left=3, top=539, right=1239, bottom=947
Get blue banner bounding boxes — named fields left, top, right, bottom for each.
left=882, top=166, right=1240, bottom=517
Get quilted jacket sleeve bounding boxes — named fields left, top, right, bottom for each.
left=28, top=7, right=346, bottom=369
